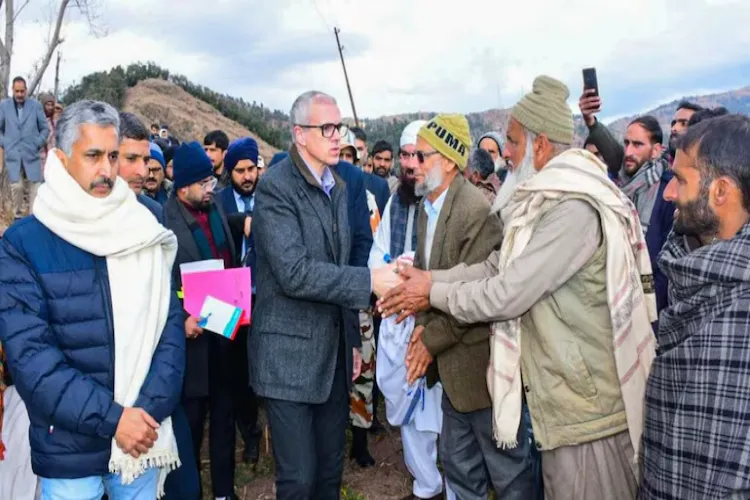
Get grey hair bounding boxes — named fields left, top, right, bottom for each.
left=525, top=129, right=570, bottom=159
left=55, top=100, right=120, bottom=155
left=467, top=147, right=495, bottom=180
left=289, top=91, right=337, bottom=139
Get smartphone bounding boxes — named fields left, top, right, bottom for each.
left=582, top=67, right=599, bottom=96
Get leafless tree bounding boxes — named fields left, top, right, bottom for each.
left=0, top=0, right=103, bottom=97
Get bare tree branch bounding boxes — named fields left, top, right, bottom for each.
left=11, top=0, right=30, bottom=22
left=0, top=0, right=14, bottom=96
left=27, top=0, right=71, bottom=96
left=0, top=0, right=105, bottom=97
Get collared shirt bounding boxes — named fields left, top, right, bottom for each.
left=233, top=189, right=257, bottom=292
left=301, top=157, right=335, bottom=198
left=233, top=189, right=254, bottom=213
left=15, top=100, right=24, bottom=120
left=422, top=188, right=448, bottom=269
left=233, top=189, right=254, bottom=256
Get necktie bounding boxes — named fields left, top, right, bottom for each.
left=240, top=196, right=254, bottom=266
left=241, top=195, right=254, bottom=214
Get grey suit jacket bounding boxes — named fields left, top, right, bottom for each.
left=249, top=145, right=371, bottom=404
left=0, top=98, right=49, bottom=183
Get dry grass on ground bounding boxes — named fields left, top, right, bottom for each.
left=200, top=405, right=413, bottom=500
left=123, top=79, right=280, bottom=162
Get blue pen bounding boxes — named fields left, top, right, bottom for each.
left=198, top=313, right=212, bottom=327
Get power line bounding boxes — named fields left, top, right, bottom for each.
left=310, top=0, right=330, bottom=33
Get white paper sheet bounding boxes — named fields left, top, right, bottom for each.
left=180, top=259, right=225, bottom=276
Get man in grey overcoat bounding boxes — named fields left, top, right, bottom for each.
left=250, top=90, right=399, bottom=499
left=0, top=76, right=50, bottom=224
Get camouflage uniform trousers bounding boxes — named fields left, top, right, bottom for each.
left=350, top=309, right=376, bottom=429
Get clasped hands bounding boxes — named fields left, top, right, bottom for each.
left=114, top=407, right=160, bottom=459
left=370, top=261, right=435, bottom=384
left=372, top=264, right=433, bottom=324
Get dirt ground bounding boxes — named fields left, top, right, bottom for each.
left=200, top=405, right=414, bottom=500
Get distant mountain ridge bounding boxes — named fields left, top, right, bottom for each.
left=358, top=85, right=750, bottom=149
left=60, top=63, right=749, bottom=153
left=607, top=86, right=750, bottom=137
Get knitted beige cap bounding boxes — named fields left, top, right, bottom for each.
left=511, top=75, right=574, bottom=145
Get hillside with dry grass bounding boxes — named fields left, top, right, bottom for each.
left=0, top=78, right=280, bottom=229
left=124, top=79, right=279, bottom=162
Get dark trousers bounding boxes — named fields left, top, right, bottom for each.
left=440, top=393, right=534, bottom=500
left=163, top=404, right=200, bottom=500
left=183, top=366, right=236, bottom=498
left=233, top=325, right=261, bottom=445
left=265, top=359, right=349, bottom=499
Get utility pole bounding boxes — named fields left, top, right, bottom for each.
left=333, top=27, right=359, bottom=128
left=53, top=51, right=61, bottom=100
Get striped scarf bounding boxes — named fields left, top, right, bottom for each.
left=489, top=149, right=657, bottom=461
left=619, top=157, right=667, bottom=236
left=389, top=194, right=418, bottom=258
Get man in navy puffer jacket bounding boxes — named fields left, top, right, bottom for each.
left=0, top=100, right=185, bottom=499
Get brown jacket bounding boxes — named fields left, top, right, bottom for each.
left=415, top=175, right=503, bottom=413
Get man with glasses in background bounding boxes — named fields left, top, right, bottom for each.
left=164, top=141, right=241, bottom=500
left=250, top=90, right=400, bottom=498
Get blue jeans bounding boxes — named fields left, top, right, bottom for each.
left=40, top=467, right=158, bottom=500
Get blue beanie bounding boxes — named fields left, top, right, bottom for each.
left=269, top=151, right=288, bottom=167
left=224, top=137, right=259, bottom=173
left=172, top=141, right=214, bottom=190
left=149, top=142, right=166, bottom=170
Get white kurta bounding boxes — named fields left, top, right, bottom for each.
left=376, top=314, right=443, bottom=434
left=373, top=248, right=454, bottom=499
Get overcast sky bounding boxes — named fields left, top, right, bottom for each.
left=11, top=0, right=750, bottom=121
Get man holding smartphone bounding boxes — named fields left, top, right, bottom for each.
left=579, top=75, right=676, bottom=318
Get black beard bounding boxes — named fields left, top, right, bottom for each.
left=232, top=182, right=255, bottom=197
left=673, top=183, right=720, bottom=240
left=668, top=134, right=678, bottom=159
left=397, top=176, right=420, bottom=206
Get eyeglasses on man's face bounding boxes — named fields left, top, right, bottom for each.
left=199, top=177, right=218, bottom=192
left=295, top=122, right=349, bottom=139
left=416, top=150, right=439, bottom=164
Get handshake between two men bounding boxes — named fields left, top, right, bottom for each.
left=371, top=262, right=437, bottom=385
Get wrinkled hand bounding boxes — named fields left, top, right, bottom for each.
left=405, top=326, right=432, bottom=385
left=244, top=215, right=252, bottom=238
left=115, top=408, right=160, bottom=458
left=352, top=348, right=362, bottom=382
left=185, top=316, right=204, bottom=339
left=579, top=89, right=602, bottom=127
left=377, top=267, right=432, bottom=323
left=371, top=262, right=403, bottom=298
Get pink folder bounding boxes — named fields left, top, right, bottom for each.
left=182, top=268, right=252, bottom=325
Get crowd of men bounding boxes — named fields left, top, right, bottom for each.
left=0, top=69, right=749, bottom=500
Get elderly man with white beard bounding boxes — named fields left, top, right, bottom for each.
left=380, top=75, right=658, bottom=500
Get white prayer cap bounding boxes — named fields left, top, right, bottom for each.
left=400, top=120, right=428, bottom=148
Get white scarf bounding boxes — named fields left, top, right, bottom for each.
left=489, top=149, right=657, bottom=463
left=33, top=152, right=180, bottom=496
